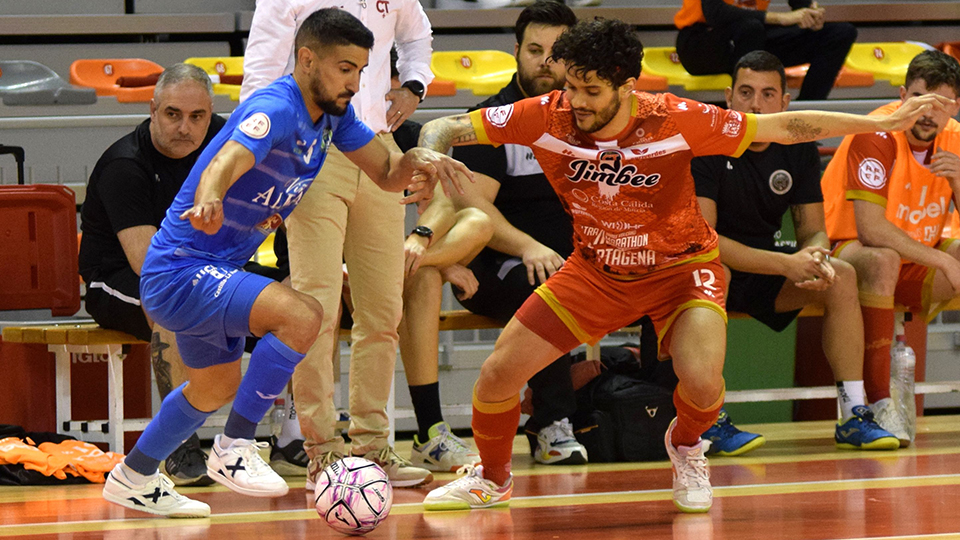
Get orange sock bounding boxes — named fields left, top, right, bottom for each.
left=471, top=387, right=520, bottom=487
left=861, top=294, right=894, bottom=403
left=671, top=381, right=724, bottom=448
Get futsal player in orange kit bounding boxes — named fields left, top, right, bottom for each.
left=416, top=18, right=954, bottom=513
left=822, top=50, right=960, bottom=446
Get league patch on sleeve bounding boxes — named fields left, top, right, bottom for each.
left=857, top=157, right=887, bottom=189
left=239, top=112, right=271, bottom=139
left=485, top=104, right=514, bottom=128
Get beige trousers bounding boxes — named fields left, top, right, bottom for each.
left=287, top=134, right=405, bottom=458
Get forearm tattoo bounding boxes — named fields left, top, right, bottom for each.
left=419, top=115, right=477, bottom=152
left=151, top=331, right=174, bottom=399
left=786, top=118, right=823, bottom=143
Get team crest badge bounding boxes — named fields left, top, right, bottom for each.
left=768, top=169, right=793, bottom=195
left=319, top=128, right=333, bottom=154
left=485, top=104, right=514, bottom=128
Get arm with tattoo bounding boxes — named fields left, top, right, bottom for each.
left=418, top=114, right=479, bottom=154
left=753, top=93, right=955, bottom=145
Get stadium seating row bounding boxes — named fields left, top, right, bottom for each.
left=3, top=41, right=958, bottom=106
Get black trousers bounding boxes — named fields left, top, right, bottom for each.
left=457, top=252, right=575, bottom=432
left=676, top=20, right=857, bottom=100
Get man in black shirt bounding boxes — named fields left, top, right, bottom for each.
left=79, top=63, right=225, bottom=485
left=400, top=0, right=588, bottom=468
left=692, top=51, right=898, bottom=454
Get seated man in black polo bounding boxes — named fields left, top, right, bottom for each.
left=79, top=63, right=225, bottom=485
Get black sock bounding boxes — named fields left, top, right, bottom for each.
left=409, top=382, right=443, bottom=442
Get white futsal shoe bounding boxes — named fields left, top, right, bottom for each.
left=207, top=435, right=289, bottom=497
left=102, top=463, right=210, bottom=518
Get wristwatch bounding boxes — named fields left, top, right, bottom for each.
left=401, top=80, right=426, bottom=102
left=410, top=225, right=433, bottom=239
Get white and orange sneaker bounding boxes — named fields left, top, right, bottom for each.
left=422, top=464, right=512, bottom=511
left=665, top=418, right=712, bottom=513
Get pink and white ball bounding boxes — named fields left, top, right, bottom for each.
left=314, top=457, right=393, bottom=535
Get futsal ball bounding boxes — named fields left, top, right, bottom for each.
left=314, top=457, right=393, bottom=535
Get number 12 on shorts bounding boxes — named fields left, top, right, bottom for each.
left=692, top=268, right=717, bottom=291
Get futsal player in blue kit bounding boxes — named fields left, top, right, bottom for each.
left=101, top=8, right=470, bottom=518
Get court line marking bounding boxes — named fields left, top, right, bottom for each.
left=4, top=473, right=960, bottom=536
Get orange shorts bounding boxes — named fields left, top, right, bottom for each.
left=514, top=250, right=727, bottom=358
left=834, top=238, right=956, bottom=314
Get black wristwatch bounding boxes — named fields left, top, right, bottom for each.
left=410, top=225, right=433, bottom=239
left=401, top=80, right=426, bottom=102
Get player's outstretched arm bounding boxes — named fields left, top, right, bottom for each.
left=418, top=114, right=479, bottom=154
left=344, top=136, right=473, bottom=203
left=754, top=93, right=956, bottom=145
left=179, top=141, right=255, bottom=235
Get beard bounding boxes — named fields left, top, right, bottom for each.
left=517, top=67, right=565, bottom=97
left=311, top=77, right=353, bottom=116
left=575, top=94, right=622, bottom=133
left=910, top=123, right=939, bottom=143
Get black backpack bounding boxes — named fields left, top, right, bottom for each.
left=571, top=339, right=679, bottom=462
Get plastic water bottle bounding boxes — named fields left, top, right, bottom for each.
left=889, top=334, right=917, bottom=442
left=270, top=398, right=287, bottom=439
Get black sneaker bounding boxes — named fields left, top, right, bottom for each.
left=270, top=436, right=309, bottom=476
left=160, top=433, right=215, bottom=487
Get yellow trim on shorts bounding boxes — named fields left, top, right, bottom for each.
left=661, top=247, right=720, bottom=271
left=859, top=291, right=894, bottom=309
left=846, top=190, right=888, bottom=208
left=832, top=239, right=856, bottom=258
left=468, top=109, right=494, bottom=146
left=472, top=383, right=519, bottom=414
left=533, top=286, right=597, bottom=346
left=657, top=299, right=728, bottom=349
left=732, top=114, right=759, bottom=158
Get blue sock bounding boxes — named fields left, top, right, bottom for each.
left=125, top=384, right=210, bottom=475
left=225, top=332, right=304, bottom=440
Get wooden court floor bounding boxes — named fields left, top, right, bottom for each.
left=3, top=415, right=960, bottom=540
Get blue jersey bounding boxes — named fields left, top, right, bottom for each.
left=144, top=75, right=375, bottom=273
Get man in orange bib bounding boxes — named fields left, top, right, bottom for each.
left=822, top=50, right=960, bottom=446
left=416, top=18, right=952, bottom=514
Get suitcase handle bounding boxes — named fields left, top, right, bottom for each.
left=0, top=145, right=25, bottom=184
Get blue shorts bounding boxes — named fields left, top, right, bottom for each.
left=140, top=262, right=273, bottom=369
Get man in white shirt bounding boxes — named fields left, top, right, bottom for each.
left=241, top=0, right=434, bottom=489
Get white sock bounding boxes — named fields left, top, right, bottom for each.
left=119, top=462, right=157, bottom=485
left=837, top=380, right=866, bottom=421
left=218, top=434, right=237, bottom=449
left=278, top=399, right=303, bottom=447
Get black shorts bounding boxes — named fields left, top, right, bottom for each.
left=456, top=251, right=539, bottom=322
left=84, top=267, right=152, bottom=342
left=726, top=270, right=800, bottom=332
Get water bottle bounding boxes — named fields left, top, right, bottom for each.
left=270, top=398, right=287, bottom=439
left=889, top=334, right=917, bottom=442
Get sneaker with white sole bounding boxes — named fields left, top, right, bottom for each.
left=353, top=445, right=433, bottom=488
left=423, top=464, right=512, bottom=511
left=411, top=421, right=480, bottom=472
left=305, top=450, right=344, bottom=492
left=533, top=418, right=587, bottom=465
left=102, top=463, right=210, bottom=518
left=870, top=398, right=911, bottom=447
left=207, top=435, right=289, bottom=497
left=665, top=418, right=712, bottom=513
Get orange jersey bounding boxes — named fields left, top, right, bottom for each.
left=470, top=90, right=756, bottom=277
left=823, top=101, right=960, bottom=247
left=674, top=0, right=770, bottom=29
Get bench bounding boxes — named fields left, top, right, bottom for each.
left=2, top=323, right=149, bottom=452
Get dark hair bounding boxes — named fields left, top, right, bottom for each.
left=515, top=0, right=577, bottom=46
left=549, top=18, right=643, bottom=89
left=295, top=8, right=375, bottom=54
left=905, top=50, right=960, bottom=96
left=731, top=50, right=786, bottom=93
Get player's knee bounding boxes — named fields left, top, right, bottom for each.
left=831, top=259, right=859, bottom=295
left=297, top=295, right=324, bottom=341
left=404, top=265, right=442, bottom=296
left=458, top=208, right=494, bottom=244
left=857, top=247, right=901, bottom=289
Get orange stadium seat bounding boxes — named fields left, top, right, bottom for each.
left=937, top=41, right=960, bottom=63
left=640, top=47, right=730, bottom=92
left=844, top=42, right=930, bottom=87
left=69, top=58, right=163, bottom=103
left=426, top=78, right=457, bottom=97
left=184, top=56, right=244, bottom=100
left=784, top=64, right=875, bottom=90
left=431, top=50, right=516, bottom=96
